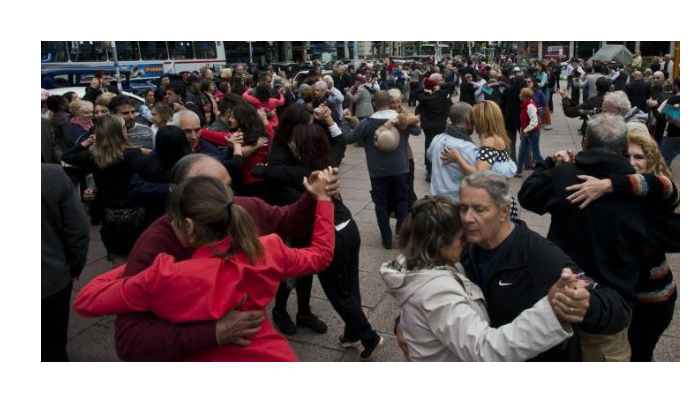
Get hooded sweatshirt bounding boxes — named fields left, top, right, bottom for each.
left=379, top=256, right=572, bottom=362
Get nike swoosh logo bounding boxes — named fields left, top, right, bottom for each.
left=498, top=280, right=513, bottom=287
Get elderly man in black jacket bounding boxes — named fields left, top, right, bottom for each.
left=518, top=113, right=680, bottom=361
left=416, top=74, right=452, bottom=182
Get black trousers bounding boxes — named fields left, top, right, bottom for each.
left=275, top=262, right=313, bottom=317
left=42, top=280, right=73, bottom=362
left=423, top=126, right=446, bottom=173
left=628, top=291, right=678, bottom=362
left=317, top=220, right=377, bottom=346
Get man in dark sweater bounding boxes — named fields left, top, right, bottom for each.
left=114, top=154, right=340, bottom=361
left=518, top=113, right=680, bottom=361
left=42, top=164, right=89, bottom=361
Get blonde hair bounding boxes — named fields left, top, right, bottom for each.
left=69, top=100, right=93, bottom=117
left=95, top=92, right=116, bottom=108
left=92, top=114, right=130, bottom=169
left=470, top=100, right=511, bottom=153
left=387, top=88, right=402, bottom=101
left=220, top=68, right=233, bottom=79
left=520, top=87, right=534, bottom=99
left=627, top=131, right=673, bottom=179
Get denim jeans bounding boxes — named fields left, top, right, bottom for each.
left=516, top=129, right=544, bottom=173
left=370, top=173, right=410, bottom=243
left=661, top=136, right=680, bottom=167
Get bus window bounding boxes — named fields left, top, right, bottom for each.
left=194, top=41, right=216, bottom=59
left=68, top=41, right=109, bottom=62
left=167, top=41, right=194, bottom=60
left=115, top=41, right=141, bottom=61
left=139, top=41, right=168, bottom=60
left=42, top=41, right=69, bottom=62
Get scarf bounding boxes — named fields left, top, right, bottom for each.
left=71, top=116, right=93, bottom=132
left=445, top=124, right=473, bottom=143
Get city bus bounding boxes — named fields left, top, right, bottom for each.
left=41, top=41, right=227, bottom=79
left=420, top=43, right=452, bottom=60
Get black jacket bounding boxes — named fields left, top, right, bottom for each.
left=416, top=89, right=452, bottom=129
left=625, top=80, right=651, bottom=113
left=500, top=83, right=522, bottom=131
left=518, top=151, right=680, bottom=308
left=461, top=221, right=631, bottom=361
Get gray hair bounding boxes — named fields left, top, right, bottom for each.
left=604, top=91, right=632, bottom=115
left=314, top=80, right=328, bottom=92
left=460, top=171, right=511, bottom=209
left=448, top=102, right=472, bottom=126
left=585, top=113, right=628, bottom=155
left=322, top=75, right=334, bottom=87
left=172, top=110, right=200, bottom=127
left=429, top=73, right=443, bottom=82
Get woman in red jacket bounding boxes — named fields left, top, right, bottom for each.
left=74, top=172, right=336, bottom=361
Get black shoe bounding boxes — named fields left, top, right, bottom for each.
left=296, top=313, right=328, bottom=334
left=339, top=335, right=361, bottom=348
left=381, top=238, right=392, bottom=250
left=272, top=308, right=297, bottom=336
left=360, top=335, right=385, bottom=361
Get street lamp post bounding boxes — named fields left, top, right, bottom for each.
left=247, top=41, right=253, bottom=64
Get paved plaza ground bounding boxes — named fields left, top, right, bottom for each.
left=66, top=90, right=680, bottom=362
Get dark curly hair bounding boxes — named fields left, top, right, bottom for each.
left=231, top=103, right=270, bottom=146
left=291, top=123, right=336, bottom=170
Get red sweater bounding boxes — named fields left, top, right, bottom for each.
left=242, top=90, right=285, bottom=130
left=75, top=200, right=335, bottom=362
left=116, top=193, right=317, bottom=361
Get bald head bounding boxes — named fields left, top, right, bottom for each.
left=171, top=154, right=231, bottom=187
left=632, top=70, right=643, bottom=80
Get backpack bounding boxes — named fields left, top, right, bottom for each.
left=374, top=120, right=400, bottom=152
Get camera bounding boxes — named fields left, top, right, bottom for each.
left=579, top=107, right=602, bottom=118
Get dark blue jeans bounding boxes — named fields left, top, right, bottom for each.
left=370, top=173, right=410, bottom=243
left=661, top=136, right=680, bottom=168
left=517, top=129, right=544, bottom=173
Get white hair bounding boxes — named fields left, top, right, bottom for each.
left=172, top=110, right=200, bottom=127
left=314, top=80, right=328, bottom=92
left=604, top=91, right=632, bottom=114
left=322, top=75, right=334, bottom=87
left=429, top=73, right=443, bottom=82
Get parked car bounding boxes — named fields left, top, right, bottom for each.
left=271, top=61, right=300, bottom=78
left=47, top=87, right=145, bottom=112
left=292, top=69, right=333, bottom=89
left=41, top=66, right=156, bottom=94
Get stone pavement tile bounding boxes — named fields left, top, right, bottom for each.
left=353, top=209, right=379, bottom=225
left=343, top=199, right=370, bottom=216
left=665, top=301, right=680, bottom=338
left=356, top=221, right=387, bottom=249
left=367, top=294, right=401, bottom=335
left=339, top=187, right=372, bottom=203
left=653, top=334, right=680, bottom=362
left=86, top=238, right=107, bottom=265
left=306, top=270, right=384, bottom=310
left=339, top=177, right=372, bottom=191
left=67, top=295, right=111, bottom=339
left=341, top=168, right=372, bottom=180
left=72, top=258, right=112, bottom=291
left=289, top=340, right=345, bottom=362
left=67, top=319, right=121, bottom=362
left=357, top=270, right=389, bottom=309
left=668, top=253, right=680, bottom=287
left=358, top=246, right=400, bottom=273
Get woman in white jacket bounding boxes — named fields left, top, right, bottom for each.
left=379, top=195, right=585, bottom=362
